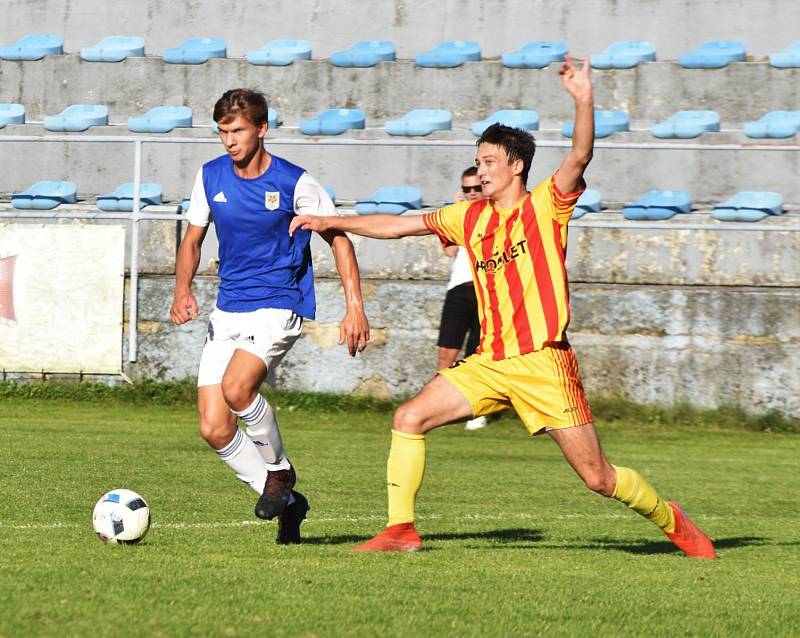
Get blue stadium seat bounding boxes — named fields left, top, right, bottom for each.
left=181, top=197, right=191, bottom=212
left=712, top=191, right=783, bottom=222
left=12, top=181, right=77, bottom=209
left=743, top=111, right=800, bottom=138
left=385, top=109, right=452, bottom=136
left=97, top=182, right=163, bottom=211
left=44, top=105, right=108, bottom=132
left=0, top=34, right=63, bottom=61
left=299, top=109, right=365, bottom=135
left=324, top=185, right=336, bottom=204
left=128, top=106, right=193, bottom=133
left=0, top=103, right=25, bottom=128
left=472, top=110, right=539, bottom=136
left=573, top=189, right=602, bottom=219
left=415, top=40, right=480, bottom=67
left=623, top=190, right=692, bottom=220
left=563, top=110, right=629, bottom=138
left=80, top=36, right=145, bottom=62
left=331, top=40, right=396, bottom=67
left=651, top=110, right=721, bottom=138
left=163, top=38, right=226, bottom=64
left=210, top=108, right=279, bottom=132
left=355, top=186, right=422, bottom=215
left=679, top=41, right=746, bottom=68
left=769, top=42, right=800, bottom=68
left=590, top=41, right=656, bottom=69
left=501, top=41, right=567, bottom=68
left=246, top=39, right=311, bottom=66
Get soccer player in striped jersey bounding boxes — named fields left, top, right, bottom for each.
left=171, top=89, right=370, bottom=544
left=289, top=56, right=716, bottom=558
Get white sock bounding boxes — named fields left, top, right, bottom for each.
left=234, top=394, right=291, bottom=472
left=215, top=427, right=267, bottom=494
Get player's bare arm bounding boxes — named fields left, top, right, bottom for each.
left=555, top=53, right=595, bottom=196
left=322, top=230, right=371, bottom=356
left=170, top=223, right=208, bottom=324
left=289, top=212, right=431, bottom=240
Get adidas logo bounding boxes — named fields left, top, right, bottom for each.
left=213, top=191, right=227, bottom=203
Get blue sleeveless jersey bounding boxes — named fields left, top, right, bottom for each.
left=202, top=154, right=316, bottom=318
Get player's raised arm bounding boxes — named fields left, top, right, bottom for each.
left=289, top=212, right=431, bottom=240
left=555, top=54, right=594, bottom=196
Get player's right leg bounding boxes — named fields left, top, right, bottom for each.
left=354, top=373, right=482, bottom=552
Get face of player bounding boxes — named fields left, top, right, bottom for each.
left=217, top=114, right=267, bottom=166
left=461, top=174, right=483, bottom=201
left=475, top=142, right=524, bottom=202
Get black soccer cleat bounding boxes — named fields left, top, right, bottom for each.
left=276, top=491, right=310, bottom=545
left=255, top=464, right=296, bottom=520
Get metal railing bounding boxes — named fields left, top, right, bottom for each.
left=1, top=132, right=799, bottom=364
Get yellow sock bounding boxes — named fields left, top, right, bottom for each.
left=612, top=465, right=675, bottom=533
left=386, top=430, right=426, bottom=527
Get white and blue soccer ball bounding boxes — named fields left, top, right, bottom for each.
left=92, top=489, right=151, bottom=544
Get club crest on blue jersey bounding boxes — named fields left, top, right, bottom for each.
left=265, top=191, right=280, bottom=210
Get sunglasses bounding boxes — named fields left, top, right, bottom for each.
left=461, top=185, right=483, bottom=193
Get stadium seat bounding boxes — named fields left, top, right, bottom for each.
left=331, top=40, right=396, bottom=67
left=712, top=191, right=783, bottom=222
left=0, top=34, right=63, bottom=60
left=651, top=110, right=721, bottom=138
left=299, top=109, right=365, bottom=135
left=501, top=41, right=567, bottom=68
left=80, top=36, right=145, bottom=62
left=43, top=105, right=109, bottom=132
left=590, top=41, right=656, bottom=69
left=415, top=40, right=481, bottom=67
left=623, top=190, right=692, bottom=220
left=324, top=185, right=336, bottom=204
left=128, top=106, right=193, bottom=133
left=562, top=110, right=629, bottom=138
left=385, top=109, right=452, bottom=136
left=472, top=110, right=539, bottom=136
left=11, top=181, right=77, bottom=209
left=163, top=38, right=226, bottom=64
left=573, top=189, right=602, bottom=218
left=769, top=42, right=800, bottom=68
left=0, top=103, right=25, bottom=128
left=96, top=182, right=163, bottom=211
left=246, top=39, right=311, bottom=65
left=210, top=108, right=279, bottom=132
left=181, top=197, right=191, bottom=212
left=356, top=186, right=422, bottom=214
left=743, top=111, right=800, bottom=138
left=679, top=41, right=746, bottom=68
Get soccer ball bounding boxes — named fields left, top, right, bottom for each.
left=92, top=489, right=151, bottom=545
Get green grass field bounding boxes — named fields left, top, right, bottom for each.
left=2, top=396, right=799, bottom=637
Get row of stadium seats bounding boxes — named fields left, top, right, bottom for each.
left=2, top=35, right=800, bottom=68
left=3, top=103, right=798, bottom=139
left=8, top=180, right=788, bottom=223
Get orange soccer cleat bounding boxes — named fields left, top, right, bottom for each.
left=664, top=501, right=717, bottom=559
left=353, top=522, right=422, bottom=552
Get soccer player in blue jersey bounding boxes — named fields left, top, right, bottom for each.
left=170, top=88, right=370, bottom=544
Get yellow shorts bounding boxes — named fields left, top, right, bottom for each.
left=438, top=343, right=593, bottom=435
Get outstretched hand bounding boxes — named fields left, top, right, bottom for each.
left=558, top=53, right=592, bottom=102
left=289, top=214, right=330, bottom=237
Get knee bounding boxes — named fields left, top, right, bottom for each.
left=220, top=377, right=254, bottom=412
left=582, top=467, right=617, bottom=497
left=392, top=402, right=425, bottom=435
left=198, top=411, right=236, bottom=450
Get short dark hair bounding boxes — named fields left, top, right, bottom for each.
left=476, top=123, right=537, bottom=183
left=461, top=166, right=478, bottom=179
left=213, top=88, right=268, bottom=127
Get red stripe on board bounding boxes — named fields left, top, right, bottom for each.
left=521, top=196, right=559, bottom=341
left=481, top=208, right=505, bottom=360
left=501, top=209, right=534, bottom=354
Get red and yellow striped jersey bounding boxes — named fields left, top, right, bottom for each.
left=424, top=174, right=584, bottom=360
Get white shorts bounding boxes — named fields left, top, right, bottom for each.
left=196, top=307, right=304, bottom=387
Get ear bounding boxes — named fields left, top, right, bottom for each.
left=258, top=121, right=268, bottom=139
left=511, top=157, right=524, bottom=178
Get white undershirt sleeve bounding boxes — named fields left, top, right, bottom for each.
left=293, top=172, right=336, bottom=217
left=185, top=167, right=211, bottom=227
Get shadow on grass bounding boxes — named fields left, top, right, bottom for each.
left=575, top=535, right=770, bottom=556
left=301, top=527, right=544, bottom=547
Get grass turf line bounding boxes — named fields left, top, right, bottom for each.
left=1, top=400, right=799, bottom=637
